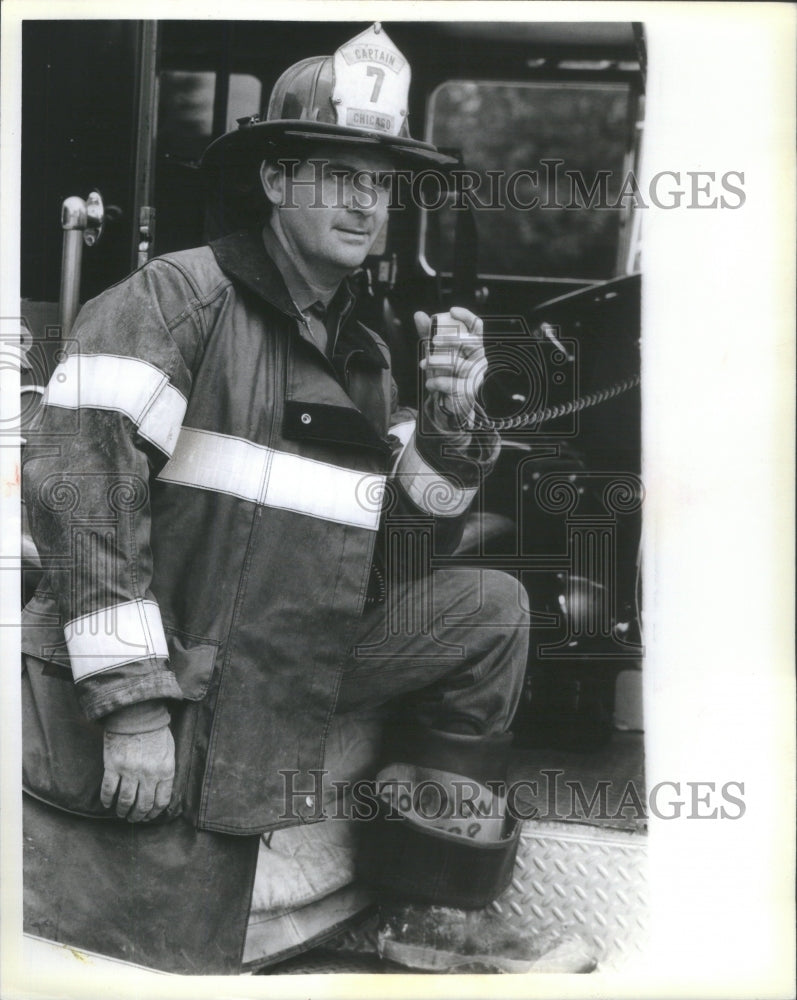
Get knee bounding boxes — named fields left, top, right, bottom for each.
left=478, top=571, right=529, bottom=715
left=479, top=570, right=530, bottom=631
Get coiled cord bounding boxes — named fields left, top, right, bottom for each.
left=471, top=373, right=640, bottom=432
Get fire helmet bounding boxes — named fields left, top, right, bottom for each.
left=200, top=23, right=455, bottom=171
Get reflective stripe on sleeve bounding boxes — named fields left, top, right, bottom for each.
left=65, top=599, right=169, bottom=681
left=137, top=383, right=188, bottom=456
left=388, top=418, right=415, bottom=449
left=43, top=354, right=186, bottom=457
left=157, top=427, right=385, bottom=531
left=394, top=433, right=477, bottom=517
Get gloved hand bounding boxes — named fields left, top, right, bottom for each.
left=101, top=701, right=175, bottom=822
left=415, top=307, right=489, bottom=427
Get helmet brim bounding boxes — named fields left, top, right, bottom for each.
left=200, top=119, right=457, bottom=171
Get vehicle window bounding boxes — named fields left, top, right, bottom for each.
left=424, top=81, right=633, bottom=281
left=158, top=71, right=262, bottom=164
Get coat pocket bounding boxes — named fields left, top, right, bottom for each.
left=164, top=627, right=219, bottom=701
left=21, top=630, right=220, bottom=819
left=22, top=652, right=108, bottom=817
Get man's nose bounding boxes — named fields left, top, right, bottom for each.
left=346, top=175, right=380, bottom=214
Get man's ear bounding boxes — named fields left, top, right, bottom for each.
left=259, top=161, right=284, bottom=207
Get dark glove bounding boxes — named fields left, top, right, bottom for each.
left=101, top=700, right=175, bottom=822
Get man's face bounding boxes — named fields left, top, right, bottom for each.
left=260, top=143, right=395, bottom=283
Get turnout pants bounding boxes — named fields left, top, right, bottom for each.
left=342, top=567, right=529, bottom=906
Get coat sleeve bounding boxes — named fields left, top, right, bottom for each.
left=387, top=389, right=501, bottom=555
left=22, top=259, right=205, bottom=721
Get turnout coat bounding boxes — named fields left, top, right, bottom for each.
left=22, top=228, right=498, bottom=836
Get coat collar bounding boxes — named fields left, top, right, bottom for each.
left=209, top=228, right=388, bottom=371
left=260, top=223, right=338, bottom=312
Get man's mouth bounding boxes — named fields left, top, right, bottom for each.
left=335, top=226, right=370, bottom=237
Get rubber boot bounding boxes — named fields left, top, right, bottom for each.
left=362, top=728, right=597, bottom=971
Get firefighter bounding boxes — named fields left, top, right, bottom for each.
left=21, top=23, right=593, bottom=974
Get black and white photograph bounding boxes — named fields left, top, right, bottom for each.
left=0, top=2, right=793, bottom=997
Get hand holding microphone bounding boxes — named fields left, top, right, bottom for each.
left=414, top=307, right=488, bottom=427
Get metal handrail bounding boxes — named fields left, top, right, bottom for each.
left=58, top=190, right=104, bottom=338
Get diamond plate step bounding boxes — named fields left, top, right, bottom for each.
left=326, top=820, right=647, bottom=972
